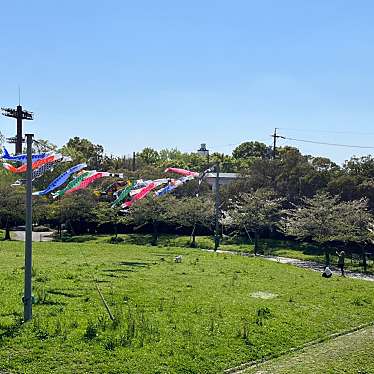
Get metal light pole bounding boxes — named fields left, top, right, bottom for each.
left=214, top=163, right=220, bottom=251
left=24, top=133, right=33, bottom=322
left=1, top=105, right=34, bottom=154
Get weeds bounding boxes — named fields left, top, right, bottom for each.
left=256, top=307, right=272, bottom=326
left=84, top=320, right=98, bottom=340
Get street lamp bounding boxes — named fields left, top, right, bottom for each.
left=196, top=144, right=220, bottom=250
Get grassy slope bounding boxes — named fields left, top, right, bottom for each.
left=244, top=325, right=374, bottom=374
left=0, top=241, right=374, bottom=373
left=61, top=234, right=374, bottom=274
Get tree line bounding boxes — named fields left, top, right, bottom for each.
left=0, top=136, right=373, bottom=263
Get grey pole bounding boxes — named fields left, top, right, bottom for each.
left=214, top=163, right=220, bottom=251
left=24, top=133, right=33, bottom=322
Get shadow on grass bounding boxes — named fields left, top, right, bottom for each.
left=48, top=290, right=84, bottom=298
left=36, top=300, right=65, bottom=306
left=0, top=313, right=23, bottom=341
left=116, top=261, right=149, bottom=267
left=103, top=268, right=135, bottom=273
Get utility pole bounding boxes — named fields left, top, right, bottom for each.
left=24, top=134, right=33, bottom=322
left=271, top=128, right=285, bottom=159
left=132, top=152, right=136, bottom=172
left=214, top=163, right=220, bottom=251
left=1, top=105, right=34, bottom=154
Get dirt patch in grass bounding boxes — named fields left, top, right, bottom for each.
left=250, top=291, right=278, bottom=299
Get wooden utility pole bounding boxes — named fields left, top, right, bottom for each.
left=132, top=152, right=136, bottom=171
left=272, top=128, right=285, bottom=159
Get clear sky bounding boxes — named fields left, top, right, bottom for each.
left=1, top=0, right=374, bottom=164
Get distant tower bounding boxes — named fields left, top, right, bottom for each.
left=1, top=105, right=34, bottom=154
left=197, top=143, right=210, bottom=164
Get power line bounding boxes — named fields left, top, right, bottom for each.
left=272, top=128, right=285, bottom=159
left=281, top=136, right=374, bottom=149
left=278, top=127, right=374, bottom=136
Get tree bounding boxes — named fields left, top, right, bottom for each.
left=58, top=190, right=97, bottom=235
left=136, top=148, right=160, bottom=166
left=282, top=193, right=373, bottom=266
left=338, top=199, right=373, bottom=272
left=232, top=141, right=271, bottom=160
left=92, top=202, right=122, bottom=235
left=327, top=175, right=359, bottom=202
left=32, top=139, right=57, bottom=153
left=344, top=155, right=374, bottom=179
left=227, top=189, right=283, bottom=254
left=128, top=194, right=176, bottom=245
left=0, top=184, right=25, bottom=240
left=62, top=137, right=104, bottom=169
left=173, top=197, right=214, bottom=247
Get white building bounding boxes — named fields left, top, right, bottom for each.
left=204, top=173, right=239, bottom=192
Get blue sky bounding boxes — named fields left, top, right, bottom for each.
left=1, top=0, right=374, bottom=164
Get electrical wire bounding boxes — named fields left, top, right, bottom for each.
left=278, top=127, right=374, bottom=136
left=281, top=136, right=374, bottom=149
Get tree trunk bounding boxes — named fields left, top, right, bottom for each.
left=3, top=218, right=11, bottom=241
left=324, top=247, right=330, bottom=267
left=191, top=233, right=196, bottom=248
left=254, top=232, right=259, bottom=255
left=151, top=221, right=158, bottom=246
left=4, top=227, right=11, bottom=241
left=362, top=246, right=367, bottom=273
left=190, top=224, right=197, bottom=248
left=69, top=221, right=76, bottom=236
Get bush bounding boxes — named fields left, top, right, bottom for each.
left=108, top=236, right=124, bottom=244
left=57, top=234, right=97, bottom=243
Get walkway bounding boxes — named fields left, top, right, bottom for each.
left=239, top=324, right=374, bottom=374
left=203, top=249, right=374, bottom=282
left=10, top=231, right=54, bottom=242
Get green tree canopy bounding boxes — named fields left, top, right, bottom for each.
left=128, top=194, right=176, bottom=245
left=227, top=189, right=283, bottom=254
left=0, top=184, right=25, bottom=240
left=136, top=147, right=160, bottom=166
left=62, top=137, right=104, bottom=169
left=232, top=141, right=271, bottom=160
left=282, top=193, right=373, bottom=266
left=172, top=197, right=215, bottom=246
left=58, top=190, right=97, bottom=235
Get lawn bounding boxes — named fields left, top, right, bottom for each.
left=244, top=325, right=374, bottom=374
left=56, top=234, right=374, bottom=274
left=1, top=241, right=374, bottom=373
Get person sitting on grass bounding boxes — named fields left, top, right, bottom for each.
left=322, top=266, right=332, bottom=278
left=336, top=250, right=345, bottom=277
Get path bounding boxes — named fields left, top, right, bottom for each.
left=203, top=249, right=374, bottom=282
left=265, top=255, right=374, bottom=282
left=238, top=325, right=374, bottom=374
left=10, top=231, right=54, bottom=242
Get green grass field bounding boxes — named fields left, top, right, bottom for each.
left=1, top=241, right=374, bottom=373
left=244, top=325, right=374, bottom=374
left=55, top=233, right=374, bottom=274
